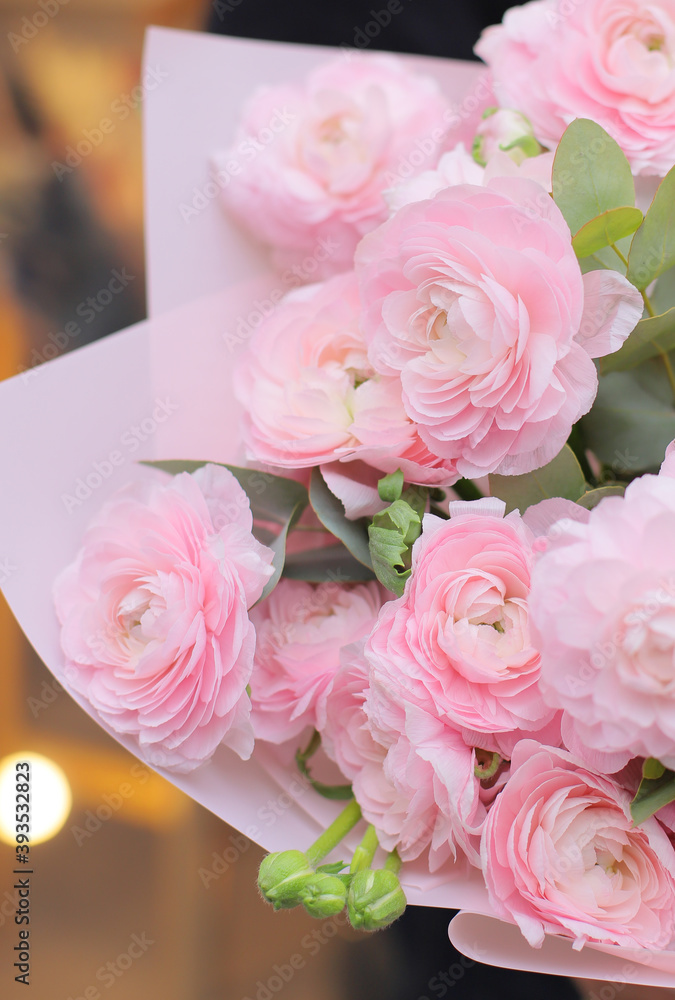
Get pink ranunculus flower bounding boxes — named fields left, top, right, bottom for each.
left=530, top=472, right=675, bottom=769
left=482, top=741, right=675, bottom=950
left=476, top=0, right=675, bottom=176
left=235, top=272, right=458, bottom=485
left=319, top=641, right=506, bottom=867
left=216, top=54, right=450, bottom=279
left=365, top=499, right=557, bottom=742
left=356, top=178, right=644, bottom=478
left=385, top=142, right=554, bottom=214
left=249, top=578, right=383, bottom=744
left=54, top=465, right=275, bottom=773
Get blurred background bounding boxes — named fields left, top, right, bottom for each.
left=0, top=1, right=672, bottom=998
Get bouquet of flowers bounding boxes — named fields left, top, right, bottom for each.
left=5, top=0, right=675, bottom=987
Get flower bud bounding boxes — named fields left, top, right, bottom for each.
left=347, top=869, right=407, bottom=931
left=299, top=872, right=348, bottom=918
left=258, top=850, right=315, bottom=910
left=472, top=108, right=543, bottom=166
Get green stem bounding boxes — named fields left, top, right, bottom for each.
left=350, top=824, right=379, bottom=875
left=306, top=800, right=362, bottom=867
left=610, top=242, right=629, bottom=269
left=383, top=850, right=402, bottom=875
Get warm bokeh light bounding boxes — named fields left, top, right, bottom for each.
left=0, top=751, right=72, bottom=846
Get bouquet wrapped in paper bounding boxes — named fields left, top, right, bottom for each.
left=5, top=3, right=675, bottom=987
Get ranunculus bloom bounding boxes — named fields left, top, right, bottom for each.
left=384, top=143, right=554, bottom=214
left=320, top=641, right=507, bottom=868
left=482, top=742, right=675, bottom=949
left=530, top=473, right=675, bottom=769
left=249, top=578, right=383, bottom=744
left=356, top=178, right=643, bottom=478
left=54, top=465, right=274, bottom=772
left=365, top=500, right=557, bottom=741
left=476, top=0, right=675, bottom=176
left=216, top=54, right=450, bottom=278
left=236, top=272, right=458, bottom=485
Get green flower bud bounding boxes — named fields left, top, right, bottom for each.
left=299, top=872, right=348, bottom=918
left=258, top=850, right=314, bottom=910
left=347, top=869, right=407, bottom=931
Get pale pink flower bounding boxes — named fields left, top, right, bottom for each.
left=385, top=143, right=554, bottom=214
left=236, top=272, right=458, bottom=485
left=217, top=54, right=450, bottom=278
left=54, top=465, right=274, bottom=772
left=356, top=178, right=643, bottom=478
left=482, top=741, right=675, bottom=949
left=249, top=578, right=383, bottom=744
left=476, top=0, right=675, bottom=176
left=530, top=473, right=675, bottom=770
left=365, top=500, right=557, bottom=741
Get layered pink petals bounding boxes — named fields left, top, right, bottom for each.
left=530, top=473, right=675, bottom=769
left=476, top=0, right=675, bottom=176
left=236, top=272, right=457, bottom=484
left=54, top=466, right=274, bottom=772
left=217, top=54, right=451, bottom=277
left=356, top=178, right=643, bottom=479
left=365, top=502, right=556, bottom=741
left=249, top=579, right=383, bottom=744
left=482, top=742, right=675, bottom=949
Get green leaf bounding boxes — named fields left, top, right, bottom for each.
left=487, top=445, right=586, bottom=514
left=282, top=545, right=376, bottom=583
left=316, top=862, right=349, bottom=875
left=571, top=207, right=643, bottom=259
left=643, top=758, right=667, bottom=781
left=599, top=308, right=675, bottom=374
left=309, top=468, right=373, bottom=569
left=651, top=271, right=675, bottom=315
left=581, top=370, right=675, bottom=472
left=631, top=768, right=675, bottom=825
left=142, top=461, right=308, bottom=600
left=552, top=119, right=635, bottom=237
left=626, top=164, right=675, bottom=290
left=575, top=485, right=625, bottom=510
left=377, top=469, right=404, bottom=504
left=295, top=735, right=353, bottom=801
left=368, top=499, right=423, bottom=596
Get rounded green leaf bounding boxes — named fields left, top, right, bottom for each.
left=571, top=207, right=643, bottom=259
left=552, top=119, right=635, bottom=236
left=626, top=164, right=675, bottom=290
left=488, top=444, right=586, bottom=514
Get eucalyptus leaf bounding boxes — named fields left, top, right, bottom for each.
left=552, top=119, right=635, bottom=236
left=631, top=769, right=675, bottom=825
left=309, top=468, right=373, bottom=568
left=575, top=485, right=625, bottom=510
left=599, top=308, right=675, bottom=374
left=626, top=164, right=675, bottom=290
left=282, top=545, right=376, bottom=583
left=571, top=207, right=643, bottom=259
left=581, top=371, right=675, bottom=472
left=488, top=445, right=586, bottom=514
